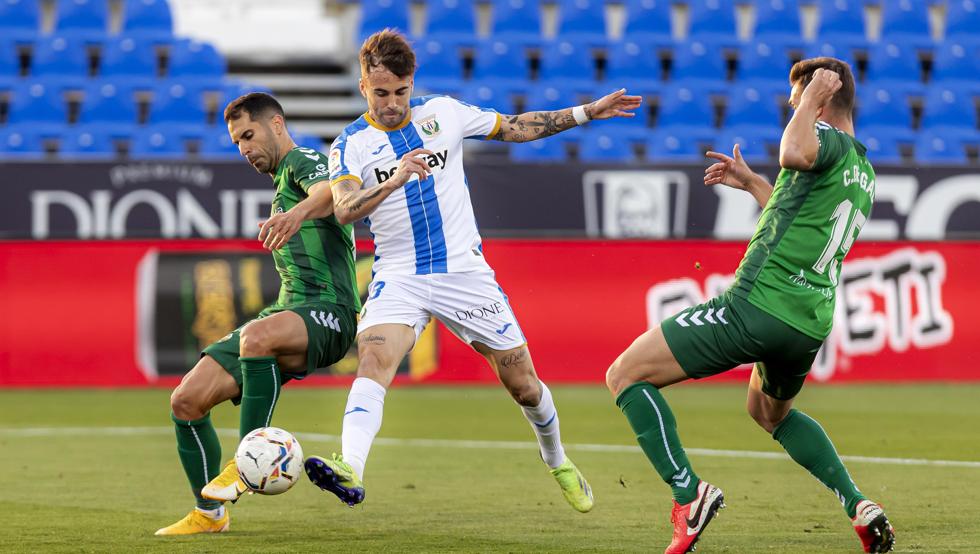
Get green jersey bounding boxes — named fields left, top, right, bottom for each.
left=731, top=122, right=875, bottom=340
left=270, top=146, right=361, bottom=311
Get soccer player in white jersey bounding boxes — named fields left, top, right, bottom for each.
left=257, top=29, right=640, bottom=512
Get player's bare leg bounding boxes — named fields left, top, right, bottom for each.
left=746, top=367, right=895, bottom=553
left=606, top=326, right=724, bottom=554
left=305, top=324, right=415, bottom=506
left=156, top=355, right=238, bottom=536
left=201, top=312, right=310, bottom=504
left=474, top=342, right=593, bottom=513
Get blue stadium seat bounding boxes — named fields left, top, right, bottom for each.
left=556, top=0, right=607, bottom=46
left=59, top=126, right=116, bottom=159
left=168, top=39, right=225, bottom=83
left=149, top=81, right=208, bottom=127
left=604, top=39, right=664, bottom=95
left=0, top=40, right=19, bottom=81
left=715, top=126, right=781, bottom=162
left=0, top=126, right=45, bottom=159
left=539, top=40, right=597, bottom=93
left=687, top=0, right=737, bottom=46
left=856, top=84, right=913, bottom=131
left=931, top=41, right=980, bottom=92
left=460, top=82, right=515, bottom=113
left=524, top=85, right=575, bottom=111
left=54, top=0, right=109, bottom=42
left=657, top=84, right=715, bottom=130
left=621, top=0, right=672, bottom=45
left=946, top=0, right=980, bottom=45
left=645, top=129, right=703, bottom=162
left=359, top=0, right=410, bottom=42
left=294, top=134, right=326, bottom=153
left=579, top=129, right=635, bottom=163
left=509, top=139, right=568, bottom=162
left=414, top=39, right=465, bottom=95
left=0, top=0, right=40, bottom=43
left=723, top=83, right=783, bottom=129
left=78, top=82, right=139, bottom=135
left=736, top=41, right=795, bottom=87
left=865, top=41, right=923, bottom=88
left=803, top=42, right=857, bottom=72
left=921, top=85, right=978, bottom=132
left=491, top=0, right=543, bottom=46
left=472, top=40, right=530, bottom=93
left=669, top=39, right=727, bottom=93
left=30, top=37, right=90, bottom=87
left=753, top=0, right=803, bottom=44
left=915, top=130, right=970, bottom=164
left=220, top=81, right=273, bottom=111
left=100, top=37, right=160, bottom=88
left=879, top=0, right=932, bottom=48
left=858, top=125, right=904, bottom=164
left=815, top=0, right=867, bottom=48
left=120, top=0, right=174, bottom=43
left=7, top=82, right=67, bottom=128
left=200, top=129, right=239, bottom=159
left=425, top=0, right=476, bottom=46
left=130, top=125, right=186, bottom=159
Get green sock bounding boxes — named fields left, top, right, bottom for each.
left=239, top=356, right=282, bottom=440
left=616, top=382, right=700, bottom=504
left=773, top=409, right=867, bottom=517
left=172, top=413, right=222, bottom=511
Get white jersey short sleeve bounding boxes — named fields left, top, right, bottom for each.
left=328, top=95, right=502, bottom=277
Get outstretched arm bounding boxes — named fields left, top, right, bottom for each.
left=703, top=144, right=773, bottom=209
left=490, top=89, right=642, bottom=143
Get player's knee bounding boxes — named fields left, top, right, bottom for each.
left=170, top=386, right=207, bottom=421
left=356, top=350, right=397, bottom=385
left=746, top=403, right=781, bottom=434
left=239, top=323, right=275, bottom=357
left=506, top=376, right=541, bottom=406
left=605, top=357, right=629, bottom=396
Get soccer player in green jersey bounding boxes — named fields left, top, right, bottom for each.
left=605, top=59, right=895, bottom=553
left=155, top=93, right=360, bottom=536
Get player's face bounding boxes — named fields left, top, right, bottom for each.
left=360, top=68, right=413, bottom=128
left=788, top=82, right=803, bottom=111
left=228, top=115, right=280, bottom=174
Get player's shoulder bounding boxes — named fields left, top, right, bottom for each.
left=281, top=146, right=327, bottom=172
left=332, top=115, right=374, bottom=149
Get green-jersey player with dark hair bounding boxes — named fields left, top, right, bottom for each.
left=606, top=58, right=895, bottom=553
left=155, top=93, right=360, bottom=536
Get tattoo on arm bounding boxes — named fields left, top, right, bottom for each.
left=491, top=108, right=584, bottom=143
left=338, top=185, right=385, bottom=213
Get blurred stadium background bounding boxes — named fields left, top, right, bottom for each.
left=1, top=0, right=979, bottom=552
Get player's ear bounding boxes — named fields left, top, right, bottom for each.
left=358, top=78, right=367, bottom=99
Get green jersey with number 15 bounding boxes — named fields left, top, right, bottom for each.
left=730, top=121, right=875, bottom=340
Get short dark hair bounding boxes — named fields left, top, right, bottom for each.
left=223, top=92, right=285, bottom=123
left=789, top=57, right=856, bottom=114
left=359, top=28, right=416, bottom=78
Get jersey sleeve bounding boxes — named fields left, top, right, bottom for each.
left=290, top=148, right=332, bottom=193
left=446, top=97, right=502, bottom=140
left=810, top=122, right=850, bottom=171
left=328, top=135, right=364, bottom=186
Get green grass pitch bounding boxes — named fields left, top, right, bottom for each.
left=1, top=384, right=979, bottom=553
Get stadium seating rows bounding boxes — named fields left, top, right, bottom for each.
left=1, top=0, right=978, bottom=163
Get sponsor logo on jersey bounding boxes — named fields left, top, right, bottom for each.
left=419, top=115, right=441, bottom=137
left=328, top=149, right=342, bottom=177
left=373, top=149, right=449, bottom=184
left=454, top=301, right=505, bottom=321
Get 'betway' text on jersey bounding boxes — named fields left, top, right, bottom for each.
left=328, top=95, right=501, bottom=276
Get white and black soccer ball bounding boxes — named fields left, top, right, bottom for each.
left=235, top=427, right=304, bottom=495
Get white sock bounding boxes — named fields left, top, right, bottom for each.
left=195, top=505, right=225, bottom=519
left=341, top=377, right=387, bottom=479
left=521, top=381, right=566, bottom=469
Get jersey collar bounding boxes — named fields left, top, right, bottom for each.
left=364, top=110, right=413, bottom=132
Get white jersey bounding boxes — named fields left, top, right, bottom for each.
left=328, top=95, right=501, bottom=276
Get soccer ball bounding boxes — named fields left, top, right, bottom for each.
left=235, top=427, right=304, bottom=495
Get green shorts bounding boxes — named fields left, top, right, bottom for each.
left=661, top=292, right=823, bottom=400
left=202, top=302, right=357, bottom=404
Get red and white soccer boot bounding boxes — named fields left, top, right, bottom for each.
left=852, top=499, right=895, bottom=553
left=664, top=481, right=725, bottom=554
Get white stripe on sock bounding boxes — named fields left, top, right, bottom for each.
left=264, top=363, right=279, bottom=428
left=642, top=388, right=680, bottom=471
left=189, top=424, right=209, bottom=480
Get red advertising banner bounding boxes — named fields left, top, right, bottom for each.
left=0, top=239, right=976, bottom=386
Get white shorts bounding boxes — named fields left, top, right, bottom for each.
left=357, top=270, right=527, bottom=351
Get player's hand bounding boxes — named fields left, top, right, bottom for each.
left=257, top=211, right=302, bottom=251
left=704, top=144, right=756, bottom=190
left=799, top=68, right=842, bottom=111
left=387, top=148, right=434, bottom=190
left=585, top=89, right=643, bottom=120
